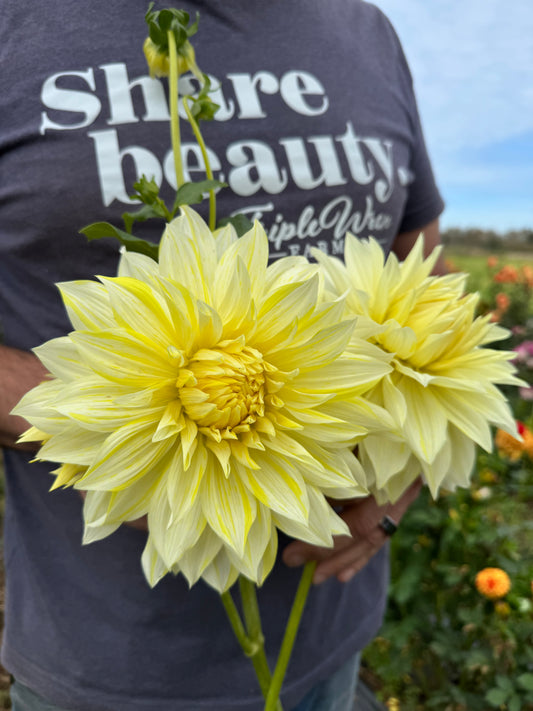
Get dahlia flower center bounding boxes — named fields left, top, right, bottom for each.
left=178, top=342, right=266, bottom=432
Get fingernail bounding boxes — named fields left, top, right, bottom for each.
left=313, top=572, right=326, bottom=585
left=285, top=555, right=305, bottom=567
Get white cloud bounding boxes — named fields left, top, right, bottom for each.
left=369, top=0, right=533, bottom=229
left=369, top=0, right=533, bottom=154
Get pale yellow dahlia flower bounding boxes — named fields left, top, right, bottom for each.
left=311, top=235, right=523, bottom=502
left=14, top=209, right=393, bottom=592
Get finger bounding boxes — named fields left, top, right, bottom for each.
left=312, top=519, right=389, bottom=583
left=282, top=534, right=354, bottom=567
left=314, top=538, right=382, bottom=584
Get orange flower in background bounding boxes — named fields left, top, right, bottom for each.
left=475, top=568, right=511, bottom=599
left=444, top=258, right=458, bottom=273
left=495, top=292, right=510, bottom=312
left=524, top=429, right=533, bottom=459
left=494, top=265, right=519, bottom=284
left=495, top=421, right=533, bottom=460
left=487, top=256, right=499, bottom=269
left=523, top=265, right=533, bottom=287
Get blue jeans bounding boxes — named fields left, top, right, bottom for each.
left=291, top=652, right=361, bottom=711
left=11, top=654, right=361, bottom=711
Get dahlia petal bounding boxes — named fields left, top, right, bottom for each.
left=70, top=329, right=176, bottom=387
left=272, top=486, right=349, bottom=547
left=289, top=436, right=368, bottom=497
left=265, top=257, right=318, bottom=292
left=147, top=484, right=207, bottom=568
left=12, top=378, right=69, bottom=434
left=83, top=521, right=121, bottom=545
left=77, top=421, right=175, bottom=490
left=343, top=234, right=384, bottom=299
left=294, top=350, right=391, bottom=395
left=213, top=256, right=253, bottom=332
left=56, top=378, right=165, bottom=432
left=33, top=337, right=92, bottom=382
left=99, top=276, right=177, bottom=349
left=201, top=467, right=257, bottom=557
left=117, top=249, right=160, bottom=280
left=420, top=436, right=453, bottom=498
left=224, top=505, right=275, bottom=583
left=176, top=527, right=224, bottom=587
left=429, top=387, right=496, bottom=451
left=310, top=249, right=352, bottom=297
left=396, top=234, right=442, bottom=288
left=159, top=207, right=217, bottom=303
left=236, top=454, right=309, bottom=524
left=141, top=536, right=171, bottom=588
left=359, top=435, right=412, bottom=491
left=255, top=277, right=319, bottom=343
left=272, top=319, right=354, bottom=372
left=219, top=220, right=268, bottom=302
left=213, top=222, right=238, bottom=258
left=439, top=427, right=477, bottom=491
left=57, top=280, right=115, bottom=332
left=399, top=378, right=448, bottom=463
left=200, top=549, right=240, bottom=593
left=166, top=441, right=206, bottom=519
left=38, top=426, right=106, bottom=466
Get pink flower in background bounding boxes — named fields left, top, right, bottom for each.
left=513, top=341, right=533, bottom=367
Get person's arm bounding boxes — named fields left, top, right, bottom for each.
left=283, top=219, right=445, bottom=584
left=0, top=344, right=49, bottom=450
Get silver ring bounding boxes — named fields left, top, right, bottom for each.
left=378, top=515, right=398, bottom=536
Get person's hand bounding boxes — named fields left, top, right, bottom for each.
left=282, top=478, right=422, bottom=585
left=0, top=345, right=49, bottom=450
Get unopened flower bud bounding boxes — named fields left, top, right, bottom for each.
left=143, top=37, right=170, bottom=77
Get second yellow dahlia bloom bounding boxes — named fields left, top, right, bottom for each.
left=14, top=209, right=393, bottom=592
left=312, top=235, right=523, bottom=502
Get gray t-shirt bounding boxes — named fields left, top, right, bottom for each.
left=0, top=1, right=444, bottom=709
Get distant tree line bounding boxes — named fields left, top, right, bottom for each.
left=442, top=228, right=533, bottom=253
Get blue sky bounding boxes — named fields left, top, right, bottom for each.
left=370, top=0, right=533, bottom=232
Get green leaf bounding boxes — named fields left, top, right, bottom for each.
left=122, top=204, right=168, bottom=234
left=485, top=688, right=509, bottom=706
left=187, top=74, right=220, bottom=122
left=80, top=222, right=158, bottom=260
left=217, top=214, right=254, bottom=238
left=171, top=179, right=225, bottom=212
left=518, top=673, right=533, bottom=691
left=508, top=695, right=522, bottom=711
left=496, top=675, right=514, bottom=692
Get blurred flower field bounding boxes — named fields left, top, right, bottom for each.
left=362, top=249, right=533, bottom=711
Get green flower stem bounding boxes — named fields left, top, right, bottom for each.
left=238, top=578, right=283, bottom=711
left=183, top=96, right=217, bottom=230
left=239, top=576, right=263, bottom=640
left=220, top=589, right=255, bottom=656
left=221, top=586, right=284, bottom=710
left=167, top=30, right=184, bottom=188
left=265, top=561, right=317, bottom=711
